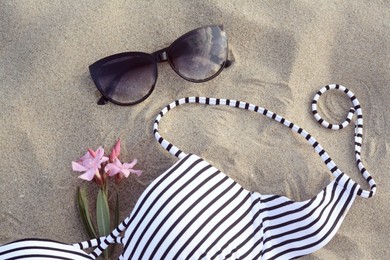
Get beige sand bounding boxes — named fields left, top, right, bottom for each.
left=0, top=1, right=389, bottom=259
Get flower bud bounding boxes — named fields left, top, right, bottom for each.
left=87, top=148, right=96, bottom=158
left=109, top=148, right=116, bottom=163
left=114, top=139, right=121, bottom=157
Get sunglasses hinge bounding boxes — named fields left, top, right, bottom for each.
left=153, top=48, right=168, bottom=63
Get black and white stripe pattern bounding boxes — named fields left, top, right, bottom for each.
left=0, top=238, right=93, bottom=259
left=0, top=231, right=126, bottom=259
left=86, top=216, right=130, bottom=258
left=311, top=84, right=376, bottom=198
left=117, top=153, right=358, bottom=259
left=72, top=236, right=121, bottom=252
left=153, top=85, right=375, bottom=198
left=0, top=85, right=376, bottom=259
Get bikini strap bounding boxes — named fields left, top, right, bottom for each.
left=76, top=215, right=132, bottom=259
left=312, top=84, right=376, bottom=198
left=154, top=85, right=376, bottom=198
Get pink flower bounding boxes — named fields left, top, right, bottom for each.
left=105, top=158, right=142, bottom=178
left=72, top=147, right=109, bottom=181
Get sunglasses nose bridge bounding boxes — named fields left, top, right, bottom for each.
left=153, top=48, right=169, bottom=63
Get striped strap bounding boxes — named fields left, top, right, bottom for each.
left=154, top=85, right=376, bottom=198
left=73, top=236, right=123, bottom=250
left=312, top=84, right=376, bottom=198
left=74, top=216, right=132, bottom=259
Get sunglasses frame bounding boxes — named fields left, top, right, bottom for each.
left=89, top=25, right=231, bottom=106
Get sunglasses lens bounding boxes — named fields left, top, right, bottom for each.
left=90, top=53, right=157, bottom=105
left=168, top=25, right=228, bottom=82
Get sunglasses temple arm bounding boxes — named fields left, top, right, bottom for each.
left=224, top=46, right=236, bottom=68
left=224, top=59, right=234, bottom=68
left=97, top=96, right=109, bottom=105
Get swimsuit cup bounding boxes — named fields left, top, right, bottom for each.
left=0, top=84, right=376, bottom=260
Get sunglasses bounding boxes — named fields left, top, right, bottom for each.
left=89, top=25, right=232, bottom=106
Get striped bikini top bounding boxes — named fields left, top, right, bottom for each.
left=0, top=84, right=376, bottom=260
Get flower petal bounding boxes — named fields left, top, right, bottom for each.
left=95, top=147, right=105, bottom=158
left=101, top=152, right=109, bottom=163
left=129, top=169, right=142, bottom=176
left=92, top=147, right=108, bottom=168
left=72, top=161, right=88, bottom=172
left=78, top=169, right=97, bottom=181
left=121, top=169, right=130, bottom=178
left=105, top=163, right=121, bottom=177
left=124, top=159, right=138, bottom=169
left=80, top=151, right=94, bottom=161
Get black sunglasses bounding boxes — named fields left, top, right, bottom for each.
left=89, top=25, right=233, bottom=106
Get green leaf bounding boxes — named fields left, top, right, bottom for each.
left=77, top=186, right=97, bottom=239
left=96, top=188, right=110, bottom=237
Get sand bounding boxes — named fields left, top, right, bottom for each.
left=0, top=1, right=389, bottom=259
